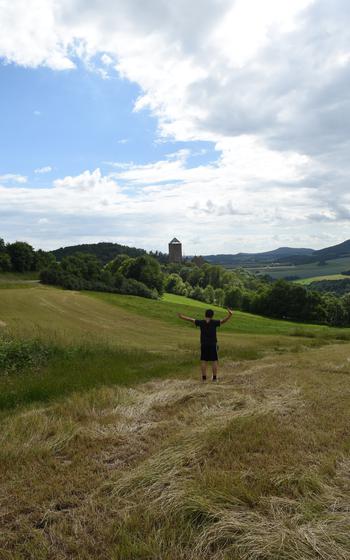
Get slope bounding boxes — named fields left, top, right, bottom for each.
left=1, top=342, right=350, bottom=559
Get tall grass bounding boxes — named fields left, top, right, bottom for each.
left=0, top=336, right=194, bottom=412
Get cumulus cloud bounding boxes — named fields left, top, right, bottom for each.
left=0, top=173, right=27, bottom=184
left=1, top=148, right=349, bottom=252
left=1, top=0, right=350, bottom=250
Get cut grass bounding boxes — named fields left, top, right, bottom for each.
left=2, top=344, right=350, bottom=559
left=1, top=286, right=350, bottom=558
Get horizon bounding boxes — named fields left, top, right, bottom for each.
left=26, top=237, right=349, bottom=257
left=1, top=0, right=350, bottom=253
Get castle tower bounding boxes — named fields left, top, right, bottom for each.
left=168, top=238, right=182, bottom=263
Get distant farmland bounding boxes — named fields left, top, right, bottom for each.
left=233, top=256, right=350, bottom=280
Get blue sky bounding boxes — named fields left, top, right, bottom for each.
left=1, top=0, right=350, bottom=254
left=0, top=62, right=214, bottom=184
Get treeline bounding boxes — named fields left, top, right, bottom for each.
left=3, top=234, right=350, bottom=327
left=309, top=278, right=350, bottom=296
left=40, top=253, right=164, bottom=299
left=52, top=242, right=146, bottom=266
left=0, top=238, right=54, bottom=272
left=164, top=264, right=350, bottom=327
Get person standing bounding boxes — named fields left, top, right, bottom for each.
left=178, top=308, right=233, bottom=381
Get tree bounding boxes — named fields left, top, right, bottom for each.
left=7, top=241, right=35, bottom=272
left=105, top=254, right=130, bottom=273
left=191, top=286, right=205, bottom=301
left=188, top=266, right=202, bottom=287
left=124, top=255, right=164, bottom=295
left=203, top=285, right=215, bottom=304
left=224, top=286, right=243, bottom=309
left=214, top=288, right=225, bottom=307
left=34, top=249, right=56, bottom=271
left=60, top=253, right=102, bottom=282
left=191, top=255, right=206, bottom=267
left=164, top=273, right=187, bottom=296
left=0, top=253, right=11, bottom=271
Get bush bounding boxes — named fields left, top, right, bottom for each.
left=164, top=273, right=188, bottom=296
left=0, top=337, right=53, bottom=375
left=121, top=278, right=157, bottom=299
left=124, top=255, right=164, bottom=294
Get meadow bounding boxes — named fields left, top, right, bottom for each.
left=239, top=255, right=350, bottom=280
left=1, top=283, right=350, bottom=559
left=294, top=274, right=349, bottom=285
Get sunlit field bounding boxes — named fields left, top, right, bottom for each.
left=1, top=284, right=350, bottom=559
left=237, top=255, right=350, bottom=280
left=294, top=274, right=349, bottom=285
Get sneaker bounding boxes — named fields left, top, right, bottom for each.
left=202, top=375, right=207, bottom=382
left=212, top=375, right=217, bottom=382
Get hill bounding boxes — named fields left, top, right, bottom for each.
left=52, top=241, right=146, bottom=264
left=204, top=247, right=314, bottom=266
left=205, top=239, right=350, bottom=268
left=2, top=285, right=350, bottom=559
left=313, top=238, right=350, bottom=261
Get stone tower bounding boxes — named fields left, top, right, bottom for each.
left=168, top=238, right=182, bottom=263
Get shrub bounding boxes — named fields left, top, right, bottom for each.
left=0, top=337, right=53, bottom=375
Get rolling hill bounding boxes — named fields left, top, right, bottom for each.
left=1, top=283, right=350, bottom=558
left=204, top=246, right=314, bottom=265
left=52, top=241, right=146, bottom=264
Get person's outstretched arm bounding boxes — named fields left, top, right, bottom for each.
left=220, top=308, right=233, bottom=325
left=178, top=313, right=196, bottom=324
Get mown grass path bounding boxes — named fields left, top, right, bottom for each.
left=1, top=343, right=350, bottom=559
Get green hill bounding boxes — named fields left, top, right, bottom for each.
left=1, top=284, right=350, bottom=559
left=52, top=241, right=146, bottom=264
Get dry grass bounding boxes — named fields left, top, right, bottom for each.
left=1, top=341, right=350, bottom=559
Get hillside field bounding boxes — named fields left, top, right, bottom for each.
left=1, top=284, right=350, bottom=559
left=294, top=274, right=349, bottom=285
left=237, top=255, right=350, bottom=280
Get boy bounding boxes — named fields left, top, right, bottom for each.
left=178, top=308, right=233, bottom=381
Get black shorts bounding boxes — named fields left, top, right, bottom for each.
left=200, top=344, right=218, bottom=361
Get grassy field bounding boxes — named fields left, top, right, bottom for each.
left=294, top=274, right=349, bottom=285
left=0, top=271, right=39, bottom=282
left=2, top=284, right=350, bottom=559
left=241, top=255, right=350, bottom=280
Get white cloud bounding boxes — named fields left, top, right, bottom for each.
left=34, top=166, right=52, bottom=174
left=0, top=173, right=27, bottom=184
left=1, top=148, right=350, bottom=253
left=1, top=1, right=350, bottom=251
left=101, top=53, right=113, bottom=65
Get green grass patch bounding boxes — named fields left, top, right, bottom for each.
left=243, top=256, right=350, bottom=280
left=294, top=274, right=348, bottom=285
left=0, top=338, right=194, bottom=413
left=0, top=272, right=39, bottom=282
left=89, top=291, right=350, bottom=339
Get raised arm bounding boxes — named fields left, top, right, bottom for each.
left=178, top=313, right=196, bottom=324
left=220, top=308, right=233, bottom=325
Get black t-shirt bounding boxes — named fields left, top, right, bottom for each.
left=195, top=319, right=221, bottom=346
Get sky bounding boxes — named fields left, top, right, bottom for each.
left=0, top=0, right=350, bottom=255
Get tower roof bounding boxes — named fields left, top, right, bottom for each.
left=169, top=238, right=181, bottom=244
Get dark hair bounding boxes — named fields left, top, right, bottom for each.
left=205, top=309, right=214, bottom=318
